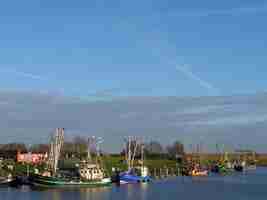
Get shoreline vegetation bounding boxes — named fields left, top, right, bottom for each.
left=0, top=137, right=264, bottom=178
left=2, top=153, right=267, bottom=179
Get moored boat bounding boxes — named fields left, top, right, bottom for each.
left=119, top=167, right=151, bottom=184
left=119, top=137, right=152, bottom=184
left=29, top=128, right=111, bottom=188
left=191, top=168, right=208, bottom=176
left=30, top=174, right=111, bottom=188
left=234, top=164, right=243, bottom=172
left=0, top=174, right=16, bottom=187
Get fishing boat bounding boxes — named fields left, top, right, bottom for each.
left=119, top=137, right=151, bottom=184
left=30, top=171, right=111, bottom=188
left=189, top=144, right=208, bottom=176
left=30, top=160, right=111, bottom=188
left=191, top=169, right=208, bottom=176
left=233, top=150, right=257, bottom=172
left=119, top=166, right=151, bottom=184
left=234, top=164, right=243, bottom=172
left=0, top=174, right=16, bottom=187
left=242, top=151, right=257, bottom=171
left=245, top=161, right=257, bottom=170
left=190, top=164, right=208, bottom=176
left=210, top=163, right=227, bottom=174
left=30, top=128, right=111, bottom=188
left=211, top=151, right=234, bottom=174
left=239, top=160, right=256, bottom=171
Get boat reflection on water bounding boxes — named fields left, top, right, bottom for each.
left=30, top=182, right=149, bottom=200
left=31, top=185, right=112, bottom=200
left=140, top=182, right=149, bottom=200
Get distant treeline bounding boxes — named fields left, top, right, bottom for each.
left=0, top=136, right=185, bottom=160
left=2, top=138, right=267, bottom=166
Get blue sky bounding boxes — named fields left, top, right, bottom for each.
left=1, top=1, right=267, bottom=152
left=1, top=0, right=267, bottom=98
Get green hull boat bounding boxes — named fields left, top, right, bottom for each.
left=30, top=174, right=111, bottom=188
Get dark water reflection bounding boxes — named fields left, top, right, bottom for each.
left=1, top=168, right=267, bottom=200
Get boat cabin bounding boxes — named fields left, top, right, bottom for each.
left=79, top=162, right=105, bottom=180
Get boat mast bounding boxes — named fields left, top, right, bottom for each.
left=141, top=139, right=144, bottom=170
left=47, top=128, right=64, bottom=175
left=125, top=136, right=131, bottom=170
left=128, top=136, right=132, bottom=170
left=87, top=137, right=92, bottom=162
left=87, top=136, right=103, bottom=164
left=131, top=137, right=139, bottom=169
left=125, top=136, right=140, bottom=171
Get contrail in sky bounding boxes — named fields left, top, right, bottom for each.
left=1, top=68, right=46, bottom=81
left=176, top=65, right=220, bottom=94
left=12, top=70, right=46, bottom=80
left=168, top=4, right=267, bottom=17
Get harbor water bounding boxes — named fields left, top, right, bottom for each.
left=1, top=167, right=267, bottom=200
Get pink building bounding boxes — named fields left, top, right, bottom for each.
left=17, top=151, right=48, bottom=164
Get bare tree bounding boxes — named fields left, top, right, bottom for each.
left=167, top=141, right=185, bottom=158
left=145, top=141, right=163, bottom=155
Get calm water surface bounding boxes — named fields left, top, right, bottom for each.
left=1, top=168, right=267, bottom=200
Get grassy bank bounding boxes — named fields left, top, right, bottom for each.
left=57, top=155, right=178, bottom=175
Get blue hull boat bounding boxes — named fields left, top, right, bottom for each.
left=119, top=171, right=151, bottom=184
